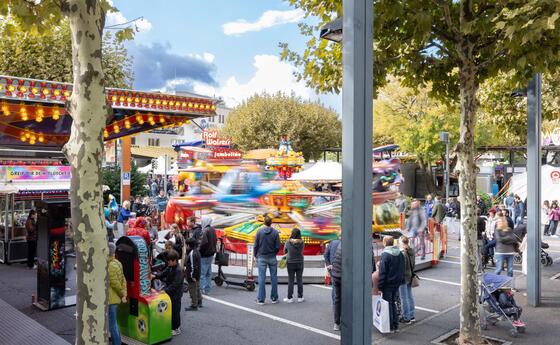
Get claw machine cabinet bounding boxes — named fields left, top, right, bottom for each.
left=0, top=186, right=28, bottom=264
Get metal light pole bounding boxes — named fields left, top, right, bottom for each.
left=163, top=154, right=168, bottom=196
left=526, top=74, right=542, bottom=306
left=440, top=131, right=450, bottom=202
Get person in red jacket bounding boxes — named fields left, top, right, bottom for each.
left=126, top=217, right=151, bottom=247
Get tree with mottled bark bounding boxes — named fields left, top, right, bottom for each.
left=282, top=1, right=560, bottom=343
left=3, top=1, right=132, bottom=343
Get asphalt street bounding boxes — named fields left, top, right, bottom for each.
left=173, top=236, right=560, bottom=345
left=0, top=235, right=559, bottom=345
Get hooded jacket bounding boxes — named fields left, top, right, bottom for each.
left=495, top=228, right=517, bottom=255
left=108, top=256, right=127, bottom=305
left=199, top=217, right=217, bottom=258
left=253, top=225, right=280, bottom=258
left=378, top=246, right=405, bottom=291
left=402, top=247, right=416, bottom=284
left=284, top=239, right=305, bottom=264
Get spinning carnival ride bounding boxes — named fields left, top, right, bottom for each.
left=165, top=138, right=403, bottom=255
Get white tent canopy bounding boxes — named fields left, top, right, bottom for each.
left=290, top=161, right=342, bottom=182
left=508, top=164, right=560, bottom=201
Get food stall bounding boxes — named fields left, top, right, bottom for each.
left=0, top=164, right=70, bottom=264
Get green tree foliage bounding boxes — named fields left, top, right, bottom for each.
left=283, top=1, right=560, bottom=343
left=222, top=93, right=341, bottom=161
left=479, top=72, right=560, bottom=145
left=102, top=163, right=147, bottom=202
left=0, top=21, right=133, bottom=88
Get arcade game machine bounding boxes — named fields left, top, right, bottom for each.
left=33, top=199, right=75, bottom=310
left=116, top=236, right=172, bottom=344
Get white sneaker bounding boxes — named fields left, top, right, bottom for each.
left=271, top=299, right=279, bottom=304
left=283, top=298, right=294, bottom=303
left=297, top=297, right=305, bottom=303
left=333, top=324, right=340, bottom=331
left=256, top=300, right=265, bottom=305
left=172, top=328, right=181, bottom=336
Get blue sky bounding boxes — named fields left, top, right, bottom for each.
left=110, top=0, right=341, bottom=113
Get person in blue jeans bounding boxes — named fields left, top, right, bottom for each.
left=199, top=216, right=217, bottom=294
left=254, top=216, right=280, bottom=305
left=398, top=236, right=416, bottom=324
left=494, top=217, right=517, bottom=277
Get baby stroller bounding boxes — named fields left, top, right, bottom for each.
left=512, top=233, right=553, bottom=266
left=480, top=273, right=525, bottom=337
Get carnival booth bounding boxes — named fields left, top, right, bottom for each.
left=33, top=199, right=73, bottom=310
left=116, top=236, right=171, bottom=345
left=0, top=163, right=70, bottom=263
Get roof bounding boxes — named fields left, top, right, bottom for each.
left=0, top=75, right=219, bottom=148
left=131, top=145, right=177, bottom=159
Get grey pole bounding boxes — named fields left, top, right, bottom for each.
left=445, top=138, right=450, bottom=201
left=526, top=73, right=542, bottom=306
left=341, top=0, right=373, bottom=344
left=164, top=154, right=168, bottom=196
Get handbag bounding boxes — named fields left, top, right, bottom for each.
left=411, top=274, right=420, bottom=288
left=278, top=255, right=287, bottom=269
left=214, top=251, right=229, bottom=266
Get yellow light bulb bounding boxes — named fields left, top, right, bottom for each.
left=20, top=136, right=27, bottom=142
left=155, top=99, right=161, bottom=105
left=148, top=116, right=154, bottom=122
left=31, top=87, right=38, bottom=94
left=169, top=101, right=175, bottom=106
left=36, top=116, right=43, bottom=123
left=211, top=105, right=216, bottom=110
left=52, top=108, right=60, bottom=120
left=127, top=97, right=132, bottom=102
left=185, top=120, right=190, bottom=125
left=162, top=100, right=168, bottom=106
left=194, top=103, right=199, bottom=109
left=124, top=120, right=131, bottom=129
left=111, top=95, right=117, bottom=102
left=134, top=97, right=140, bottom=103
left=29, top=139, right=36, bottom=145
left=63, top=91, right=70, bottom=97
left=38, top=136, right=44, bottom=143
left=149, top=99, right=154, bottom=104
left=113, top=125, right=120, bottom=133
left=119, top=96, right=125, bottom=102
left=182, top=102, right=187, bottom=107
left=21, top=114, right=29, bottom=121
left=139, top=119, right=145, bottom=125
left=37, top=108, right=44, bottom=116
left=159, top=117, right=165, bottom=123
left=7, top=85, right=15, bottom=92
left=42, top=88, right=50, bottom=96
left=19, top=86, right=27, bottom=93
left=25, top=133, right=30, bottom=138
left=53, top=89, right=60, bottom=96
left=103, top=130, right=109, bottom=138
left=141, top=98, right=147, bottom=104
left=188, top=102, right=193, bottom=108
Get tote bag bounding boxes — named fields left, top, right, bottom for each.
left=372, top=295, right=391, bottom=333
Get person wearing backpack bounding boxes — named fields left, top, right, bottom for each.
left=398, top=236, right=416, bottom=324
left=199, top=216, right=217, bottom=295
left=283, top=228, right=305, bottom=303
left=254, top=216, right=280, bottom=305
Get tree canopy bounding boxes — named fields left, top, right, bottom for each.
left=0, top=21, right=133, bottom=88
left=283, top=1, right=560, bottom=343
left=222, top=93, right=341, bottom=161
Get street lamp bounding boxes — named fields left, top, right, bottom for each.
left=439, top=131, right=450, bottom=203
left=319, top=17, right=342, bottom=43
left=320, top=3, right=373, bottom=344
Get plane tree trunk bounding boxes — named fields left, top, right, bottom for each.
left=61, top=1, right=109, bottom=344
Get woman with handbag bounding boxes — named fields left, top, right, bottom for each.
left=283, top=228, right=305, bottom=303
left=398, top=236, right=416, bottom=324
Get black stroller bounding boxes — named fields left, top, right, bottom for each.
left=480, top=273, right=525, bottom=337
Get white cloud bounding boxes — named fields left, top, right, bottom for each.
left=105, top=9, right=152, bottom=33
left=222, top=9, right=304, bottom=36
left=194, top=54, right=313, bottom=107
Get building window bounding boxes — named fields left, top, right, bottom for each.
left=148, top=138, right=160, bottom=146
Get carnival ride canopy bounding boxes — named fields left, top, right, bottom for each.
left=0, top=75, right=218, bottom=148
left=508, top=164, right=560, bottom=201
left=290, top=161, right=342, bottom=182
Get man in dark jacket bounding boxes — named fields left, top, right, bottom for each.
left=155, top=250, right=183, bottom=335
left=254, top=216, right=280, bottom=305
left=187, top=216, right=203, bottom=242
left=330, top=241, right=342, bottom=331
left=184, top=238, right=202, bottom=310
left=378, top=236, right=405, bottom=333
left=199, top=217, right=217, bottom=294
left=324, top=237, right=341, bottom=303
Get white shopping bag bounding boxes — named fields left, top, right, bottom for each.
left=372, top=295, right=391, bottom=333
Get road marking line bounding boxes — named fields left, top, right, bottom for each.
left=420, top=277, right=461, bottom=286
left=310, top=285, right=439, bottom=313
left=439, top=259, right=522, bottom=273
left=415, top=306, right=440, bottom=313
left=204, top=295, right=340, bottom=340
left=446, top=255, right=460, bottom=259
